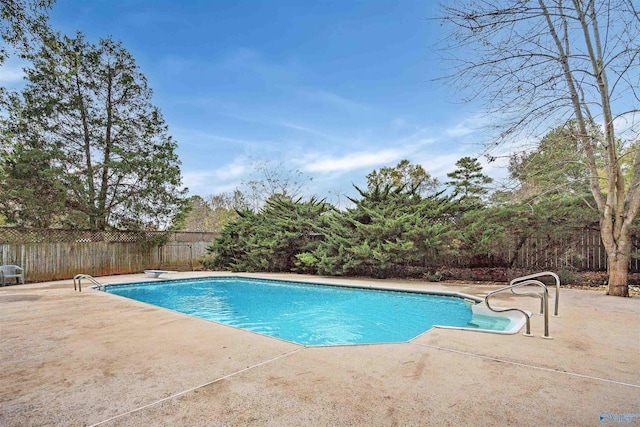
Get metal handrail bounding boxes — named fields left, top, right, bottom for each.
left=510, top=271, right=560, bottom=316
left=485, top=279, right=552, bottom=339
left=73, top=274, right=102, bottom=292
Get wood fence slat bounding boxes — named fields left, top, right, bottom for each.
left=3, top=227, right=640, bottom=281
left=0, top=229, right=218, bottom=282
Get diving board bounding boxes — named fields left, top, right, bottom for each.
left=144, top=270, right=176, bottom=278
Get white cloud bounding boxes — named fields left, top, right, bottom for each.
left=0, top=60, right=25, bottom=85
left=302, top=148, right=407, bottom=173
left=173, top=127, right=253, bottom=147
left=182, top=170, right=216, bottom=194
left=183, top=170, right=242, bottom=197
left=277, top=121, right=345, bottom=142
left=444, top=114, right=491, bottom=138
left=445, top=123, right=475, bottom=138
left=0, top=68, right=23, bottom=84
left=293, top=127, right=438, bottom=177
left=419, top=152, right=466, bottom=178
left=182, top=157, right=249, bottom=196
left=214, top=160, right=248, bottom=181
left=480, top=156, right=510, bottom=185
left=612, top=111, right=640, bottom=141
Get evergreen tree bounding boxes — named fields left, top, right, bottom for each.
left=446, top=157, right=492, bottom=205
left=453, top=193, right=599, bottom=267
left=205, top=197, right=331, bottom=272
left=0, top=0, right=54, bottom=68
left=508, top=121, right=596, bottom=201
left=0, top=32, right=187, bottom=230
left=312, top=184, right=455, bottom=278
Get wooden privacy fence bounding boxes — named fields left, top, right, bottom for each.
left=503, top=229, right=608, bottom=271
left=440, top=228, right=640, bottom=272
left=3, top=227, right=640, bottom=283
left=0, top=228, right=218, bottom=282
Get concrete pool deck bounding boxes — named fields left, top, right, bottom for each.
left=1, top=272, right=639, bottom=426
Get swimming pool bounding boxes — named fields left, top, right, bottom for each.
left=102, top=277, right=521, bottom=346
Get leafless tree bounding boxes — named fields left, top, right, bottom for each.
left=240, top=161, right=312, bottom=212
left=439, top=0, right=640, bottom=296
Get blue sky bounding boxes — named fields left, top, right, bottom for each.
left=5, top=0, right=510, bottom=202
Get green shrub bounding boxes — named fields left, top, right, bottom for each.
left=294, top=252, right=319, bottom=274
left=557, top=269, right=577, bottom=285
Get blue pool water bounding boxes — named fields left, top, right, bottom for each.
left=104, top=277, right=477, bottom=346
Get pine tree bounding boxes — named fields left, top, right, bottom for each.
left=446, top=157, right=492, bottom=205
left=1, top=32, right=187, bottom=229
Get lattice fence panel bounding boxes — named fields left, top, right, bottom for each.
left=0, top=228, right=218, bottom=244
left=0, top=227, right=219, bottom=282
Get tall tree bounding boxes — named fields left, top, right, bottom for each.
left=366, top=159, right=439, bottom=196
left=240, top=161, right=312, bottom=212
left=312, top=184, right=455, bottom=278
left=181, top=196, right=214, bottom=232
left=0, top=1, right=56, bottom=227
left=0, top=0, right=54, bottom=67
left=181, top=193, right=242, bottom=232
left=509, top=122, right=592, bottom=201
left=446, top=156, right=492, bottom=204
left=439, top=0, right=640, bottom=296
left=0, top=32, right=187, bottom=230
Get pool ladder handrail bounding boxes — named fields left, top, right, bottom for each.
left=509, top=271, right=560, bottom=316
left=485, top=279, right=552, bottom=339
left=73, top=274, right=102, bottom=292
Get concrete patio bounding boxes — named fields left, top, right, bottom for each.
left=1, top=272, right=639, bottom=426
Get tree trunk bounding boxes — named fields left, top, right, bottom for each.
left=606, top=249, right=630, bottom=297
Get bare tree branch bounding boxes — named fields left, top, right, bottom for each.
left=438, top=0, right=640, bottom=295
